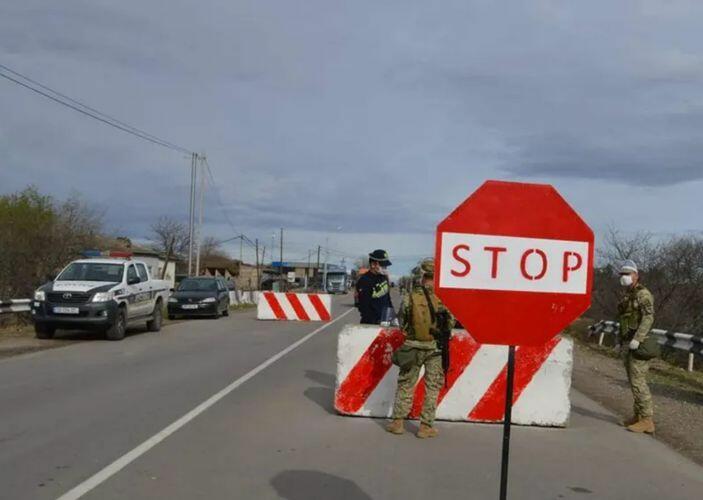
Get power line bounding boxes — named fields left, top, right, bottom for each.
left=0, top=62, right=193, bottom=155
left=201, top=157, right=257, bottom=249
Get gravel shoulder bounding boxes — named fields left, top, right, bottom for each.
left=567, top=319, right=703, bottom=465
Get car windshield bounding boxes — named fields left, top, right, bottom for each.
left=178, top=279, right=218, bottom=292
left=57, top=263, right=124, bottom=282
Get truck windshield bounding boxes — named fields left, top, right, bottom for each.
left=57, top=263, right=124, bottom=282
left=178, top=279, right=218, bottom=291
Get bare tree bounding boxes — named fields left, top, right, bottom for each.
left=149, top=216, right=190, bottom=256
left=149, top=216, right=193, bottom=279
left=590, top=229, right=703, bottom=334
left=0, top=187, right=103, bottom=302
left=199, top=236, right=228, bottom=262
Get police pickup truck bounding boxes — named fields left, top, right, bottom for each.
left=31, top=258, right=170, bottom=341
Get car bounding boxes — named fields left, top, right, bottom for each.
left=167, top=276, right=230, bottom=320
left=31, top=258, right=170, bottom=341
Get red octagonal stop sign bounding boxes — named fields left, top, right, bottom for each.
left=435, top=180, right=594, bottom=346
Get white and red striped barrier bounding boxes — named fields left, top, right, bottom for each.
left=335, top=325, right=572, bottom=427
left=257, top=292, right=332, bottom=321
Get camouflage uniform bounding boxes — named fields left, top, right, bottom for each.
left=390, top=260, right=455, bottom=428
left=618, top=283, right=655, bottom=419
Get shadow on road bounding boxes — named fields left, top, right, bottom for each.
left=53, top=327, right=149, bottom=341
left=271, top=470, right=373, bottom=500
left=571, top=405, right=620, bottom=425
left=304, top=370, right=336, bottom=415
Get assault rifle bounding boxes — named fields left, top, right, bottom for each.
left=420, top=286, right=453, bottom=387
left=435, top=309, right=452, bottom=387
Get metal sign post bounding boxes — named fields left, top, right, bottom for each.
left=499, top=345, right=516, bottom=500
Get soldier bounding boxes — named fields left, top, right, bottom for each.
left=355, top=249, right=393, bottom=324
left=386, top=258, right=454, bottom=438
left=617, top=259, right=656, bottom=434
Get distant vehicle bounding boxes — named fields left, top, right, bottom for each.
left=167, top=276, right=230, bottom=320
left=31, top=258, right=170, bottom=341
left=324, top=266, right=349, bottom=294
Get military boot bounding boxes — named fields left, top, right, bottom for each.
left=416, top=424, right=439, bottom=439
left=627, top=418, right=655, bottom=434
left=622, top=415, right=639, bottom=427
left=386, top=419, right=405, bottom=435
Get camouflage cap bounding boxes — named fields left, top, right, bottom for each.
left=419, top=258, right=434, bottom=277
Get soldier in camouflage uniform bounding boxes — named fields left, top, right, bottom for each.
left=386, top=258, right=455, bottom=438
left=617, top=260, right=656, bottom=434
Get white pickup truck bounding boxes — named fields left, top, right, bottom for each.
left=31, top=258, right=170, bottom=340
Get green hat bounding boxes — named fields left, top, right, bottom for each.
left=419, top=258, right=434, bottom=277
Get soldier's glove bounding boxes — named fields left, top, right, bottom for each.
left=629, top=339, right=640, bottom=350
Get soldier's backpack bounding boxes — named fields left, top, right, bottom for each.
left=408, top=287, right=439, bottom=342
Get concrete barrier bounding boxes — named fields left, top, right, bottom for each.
left=334, top=325, right=572, bottom=427
left=257, top=292, right=331, bottom=321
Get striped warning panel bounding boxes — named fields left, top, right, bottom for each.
left=257, top=292, right=332, bottom=321
left=334, top=325, right=573, bottom=427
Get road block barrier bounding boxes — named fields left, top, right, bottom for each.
left=257, top=292, right=331, bottom=321
left=335, top=325, right=572, bottom=426
left=229, top=291, right=260, bottom=305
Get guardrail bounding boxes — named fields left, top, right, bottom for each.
left=0, top=299, right=31, bottom=315
left=589, top=320, right=703, bottom=372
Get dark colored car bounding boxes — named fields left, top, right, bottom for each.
left=167, top=277, right=230, bottom=319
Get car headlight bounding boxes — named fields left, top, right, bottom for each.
left=92, top=291, right=114, bottom=303
left=201, top=297, right=217, bottom=303
left=34, top=290, right=46, bottom=301
left=168, top=297, right=178, bottom=303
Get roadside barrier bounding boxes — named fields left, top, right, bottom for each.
left=335, top=325, right=573, bottom=427
left=229, top=291, right=260, bottom=305
left=590, top=320, right=702, bottom=372
left=257, top=292, right=331, bottom=321
left=0, top=299, right=31, bottom=315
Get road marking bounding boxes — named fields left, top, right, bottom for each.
left=56, top=307, right=355, bottom=500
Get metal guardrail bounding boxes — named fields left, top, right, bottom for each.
left=0, top=299, right=31, bottom=314
left=589, top=320, right=703, bottom=372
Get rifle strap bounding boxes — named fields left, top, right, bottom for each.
left=420, top=286, right=437, bottom=325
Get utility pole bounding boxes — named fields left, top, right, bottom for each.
left=261, top=246, right=266, bottom=286
left=279, top=227, right=284, bottom=291
left=316, top=245, right=321, bottom=290
left=187, top=152, right=197, bottom=276
left=255, top=238, right=260, bottom=290
left=195, top=155, right=206, bottom=277
left=323, top=237, right=329, bottom=293
left=239, top=235, right=243, bottom=262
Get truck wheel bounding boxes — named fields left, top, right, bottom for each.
left=222, top=305, right=229, bottom=317
left=106, top=308, right=127, bottom=341
left=147, top=301, right=163, bottom=332
left=34, top=323, right=56, bottom=339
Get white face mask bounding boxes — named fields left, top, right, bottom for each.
left=620, top=275, right=633, bottom=287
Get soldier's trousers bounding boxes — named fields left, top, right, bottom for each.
left=391, top=348, right=444, bottom=426
left=624, top=352, right=653, bottom=418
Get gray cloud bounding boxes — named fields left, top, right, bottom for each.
left=2, top=0, right=703, bottom=273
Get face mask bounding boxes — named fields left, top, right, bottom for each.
left=620, top=275, right=633, bottom=287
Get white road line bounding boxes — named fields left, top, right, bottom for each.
left=56, top=307, right=355, bottom=500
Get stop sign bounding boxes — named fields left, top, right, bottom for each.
left=435, top=180, right=593, bottom=346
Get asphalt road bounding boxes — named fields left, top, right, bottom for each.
left=1, top=295, right=702, bottom=500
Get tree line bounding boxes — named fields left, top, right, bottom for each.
left=0, top=187, right=230, bottom=302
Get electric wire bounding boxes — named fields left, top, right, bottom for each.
left=0, top=63, right=193, bottom=155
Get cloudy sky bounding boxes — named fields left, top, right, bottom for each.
left=2, top=0, right=703, bottom=274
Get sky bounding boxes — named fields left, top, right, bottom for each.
left=2, top=0, right=703, bottom=276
